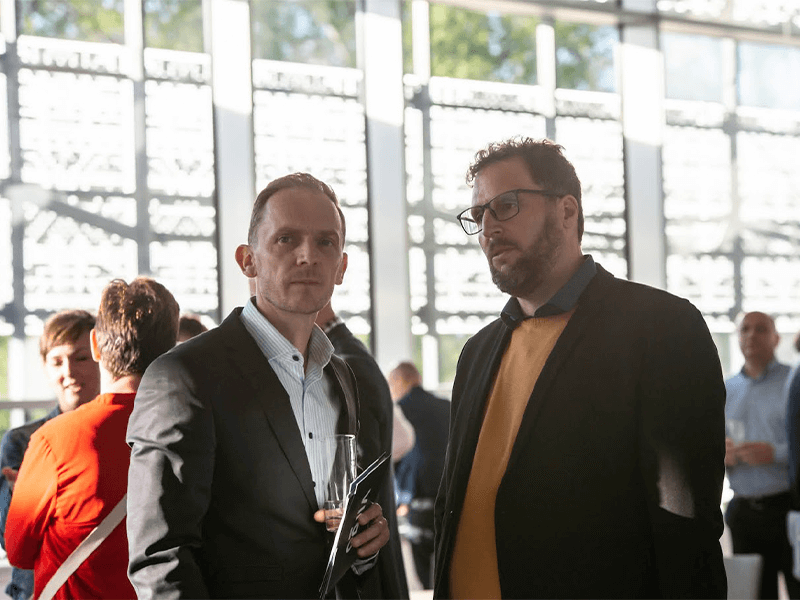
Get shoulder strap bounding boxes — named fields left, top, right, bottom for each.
left=329, top=357, right=358, bottom=436
left=37, top=494, right=127, bottom=600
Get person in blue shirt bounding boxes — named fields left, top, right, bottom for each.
left=725, top=311, right=800, bottom=599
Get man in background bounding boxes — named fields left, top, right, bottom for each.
left=726, top=311, right=800, bottom=599
left=6, top=277, right=179, bottom=600
left=787, top=329, right=800, bottom=508
left=177, top=313, right=209, bottom=343
left=0, top=310, right=100, bottom=600
left=388, top=361, right=449, bottom=590
left=315, top=301, right=410, bottom=599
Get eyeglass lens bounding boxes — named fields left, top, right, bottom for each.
left=466, top=191, right=519, bottom=230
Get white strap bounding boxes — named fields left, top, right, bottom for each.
left=37, top=494, right=127, bottom=600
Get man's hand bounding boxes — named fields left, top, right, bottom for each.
left=314, top=502, right=390, bottom=558
left=2, top=467, right=18, bottom=490
left=736, top=441, right=775, bottom=466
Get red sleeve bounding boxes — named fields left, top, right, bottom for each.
left=5, top=430, right=58, bottom=569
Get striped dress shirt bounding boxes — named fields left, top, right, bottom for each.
left=241, top=299, right=340, bottom=508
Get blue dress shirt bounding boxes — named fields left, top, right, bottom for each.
left=725, top=359, right=792, bottom=498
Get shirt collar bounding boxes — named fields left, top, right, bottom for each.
left=240, top=297, right=334, bottom=369
left=501, top=254, right=597, bottom=329
left=738, top=358, right=781, bottom=382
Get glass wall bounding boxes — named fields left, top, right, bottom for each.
left=0, top=0, right=216, bottom=408
left=662, top=27, right=800, bottom=370
left=1, top=0, right=799, bottom=402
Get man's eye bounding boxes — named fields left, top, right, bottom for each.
left=496, top=196, right=516, bottom=209
left=469, top=208, right=483, bottom=222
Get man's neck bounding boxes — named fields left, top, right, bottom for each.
left=102, top=372, right=142, bottom=394
left=517, top=250, right=584, bottom=317
left=743, top=358, right=773, bottom=379
left=255, top=299, right=316, bottom=360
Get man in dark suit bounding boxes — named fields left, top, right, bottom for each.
left=315, top=301, right=410, bottom=599
left=434, top=138, right=727, bottom=599
left=388, top=361, right=449, bottom=589
left=126, top=173, right=390, bottom=599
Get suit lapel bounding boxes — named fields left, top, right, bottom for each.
left=219, top=310, right=319, bottom=510
left=504, top=269, right=613, bottom=474
left=326, top=357, right=358, bottom=436
left=449, top=323, right=511, bottom=511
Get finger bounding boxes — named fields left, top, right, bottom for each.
left=352, top=516, right=390, bottom=558
left=313, top=509, right=326, bottom=523
left=357, top=503, right=382, bottom=525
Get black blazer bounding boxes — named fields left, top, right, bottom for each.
left=396, top=386, right=450, bottom=501
left=433, top=265, right=728, bottom=599
left=126, top=309, right=366, bottom=599
left=325, top=322, right=410, bottom=599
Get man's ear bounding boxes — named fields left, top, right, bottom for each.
left=90, top=328, right=101, bottom=363
left=335, top=252, right=348, bottom=285
left=561, top=195, right=579, bottom=231
left=235, top=244, right=256, bottom=277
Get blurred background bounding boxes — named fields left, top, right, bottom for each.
left=0, top=0, right=799, bottom=419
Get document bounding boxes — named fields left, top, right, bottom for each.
left=319, top=451, right=391, bottom=598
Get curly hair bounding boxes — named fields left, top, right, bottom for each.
left=94, top=277, right=180, bottom=379
left=466, top=137, right=584, bottom=240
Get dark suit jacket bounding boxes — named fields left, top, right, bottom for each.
left=325, top=322, right=409, bottom=599
left=433, top=265, right=727, bottom=599
left=396, top=387, right=449, bottom=501
left=126, top=309, right=367, bottom=599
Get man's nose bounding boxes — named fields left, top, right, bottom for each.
left=296, top=239, right=316, bottom=264
left=61, top=359, right=76, bottom=379
left=481, top=207, right=501, bottom=235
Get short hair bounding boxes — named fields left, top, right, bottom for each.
left=391, top=361, right=422, bottom=386
left=39, top=310, right=96, bottom=361
left=466, top=137, right=584, bottom=240
left=178, top=313, right=208, bottom=341
left=736, top=311, right=777, bottom=332
left=247, top=172, right=346, bottom=247
left=94, top=277, right=180, bottom=379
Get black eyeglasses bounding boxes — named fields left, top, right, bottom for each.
left=456, top=188, right=563, bottom=235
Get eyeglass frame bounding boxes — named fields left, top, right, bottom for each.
left=455, top=188, right=564, bottom=235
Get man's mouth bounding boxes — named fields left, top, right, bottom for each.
left=487, top=242, right=517, bottom=263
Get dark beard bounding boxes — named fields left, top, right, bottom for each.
left=487, top=213, right=562, bottom=299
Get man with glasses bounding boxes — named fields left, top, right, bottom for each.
left=433, top=137, right=727, bottom=599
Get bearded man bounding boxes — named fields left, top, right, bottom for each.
left=434, top=138, right=727, bottom=599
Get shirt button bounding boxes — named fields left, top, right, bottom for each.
left=309, top=432, right=314, bottom=439
left=292, top=355, right=300, bottom=361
